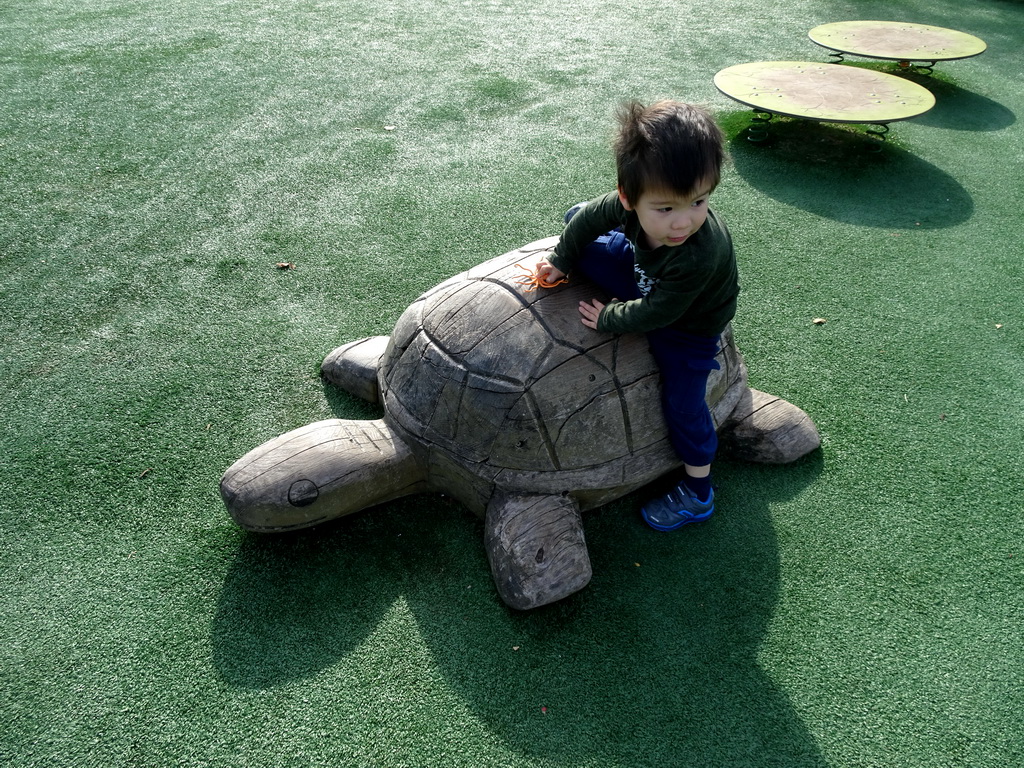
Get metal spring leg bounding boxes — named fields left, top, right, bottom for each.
left=747, top=110, right=774, bottom=143
left=897, top=59, right=936, bottom=76
left=865, top=122, right=889, bottom=151
left=827, top=50, right=845, bottom=64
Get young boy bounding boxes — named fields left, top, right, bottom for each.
left=535, top=100, right=739, bottom=532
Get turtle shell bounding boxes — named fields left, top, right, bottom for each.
left=379, top=237, right=747, bottom=515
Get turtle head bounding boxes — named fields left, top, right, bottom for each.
left=220, top=418, right=427, bottom=532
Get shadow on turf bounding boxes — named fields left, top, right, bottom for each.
left=418, top=453, right=825, bottom=765
left=827, top=63, right=1015, bottom=133
left=211, top=441, right=827, bottom=765
left=721, top=111, right=975, bottom=230
left=908, top=79, right=1015, bottom=132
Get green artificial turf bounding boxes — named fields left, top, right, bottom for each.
left=2, top=0, right=1022, bottom=765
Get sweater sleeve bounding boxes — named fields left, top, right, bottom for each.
left=548, top=191, right=627, bottom=274
left=597, top=265, right=711, bottom=334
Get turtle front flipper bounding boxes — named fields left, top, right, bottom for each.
left=220, top=418, right=428, bottom=532
left=719, top=388, right=821, bottom=463
left=484, top=491, right=592, bottom=610
left=321, top=336, right=390, bottom=404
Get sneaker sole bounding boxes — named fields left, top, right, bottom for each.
left=641, top=506, right=714, bottom=532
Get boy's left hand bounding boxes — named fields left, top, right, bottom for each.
left=578, top=299, right=606, bottom=330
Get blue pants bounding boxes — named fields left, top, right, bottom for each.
left=579, top=231, right=720, bottom=466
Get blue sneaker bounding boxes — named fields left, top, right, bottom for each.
left=564, top=201, right=587, bottom=223
left=641, top=484, right=714, bottom=531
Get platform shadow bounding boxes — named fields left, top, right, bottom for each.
left=722, top=111, right=974, bottom=229
left=830, top=64, right=1015, bottom=132
left=210, top=440, right=828, bottom=765
left=909, top=79, right=1015, bottom=132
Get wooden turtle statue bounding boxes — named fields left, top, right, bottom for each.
left=220, top=237, right=820, bottom=610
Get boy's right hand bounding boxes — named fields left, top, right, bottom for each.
left=534, top=259, right=566, bottom=284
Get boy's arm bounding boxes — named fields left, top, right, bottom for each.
left=598, top=277, right=709, bottom=334
left=598, top=213, right=737, bottom=335
left=547, top=191, right=626, bottom=274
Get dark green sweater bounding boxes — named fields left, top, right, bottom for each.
left=549, top=191, right=739, bottom=337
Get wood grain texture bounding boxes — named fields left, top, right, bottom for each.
left=377, top=244, right=753, bottom=505
left=720, top=388, right=821, bottom=463
left=224, top=238, right=821, bottom=609
left=484, top=491, right=592, bottom=610
left=320, top=336, right=389, bottom=404
left=220, top=418, right=428, bottom=531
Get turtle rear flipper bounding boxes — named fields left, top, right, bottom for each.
left=220, top=418, right=428, bottom=532
left=484, top=491, right=592, bottom=610
left=719, top=389, right=821, bottom=463
left=321, top=336, right=389, bottom=404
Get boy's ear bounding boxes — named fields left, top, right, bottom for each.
left=617, top=186, right=634, bottom=211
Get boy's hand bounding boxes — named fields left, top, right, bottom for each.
left=578, top=298, right=606, bottom=330
left=534, top=260, right=566, bottom=284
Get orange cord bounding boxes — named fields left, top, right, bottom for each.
left=513, top=263, right=569, bottom=292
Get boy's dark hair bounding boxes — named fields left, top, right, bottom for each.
left=614, top=100, right=725, bottom=207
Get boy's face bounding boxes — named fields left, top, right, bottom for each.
left=618, top=179, right=714, bottom=250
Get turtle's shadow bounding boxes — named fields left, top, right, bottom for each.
left=410, top=452, right=826, bottom=764
left=211, top=425, right=827, bottom=764
left=209, top=506, right=406, bottom=688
